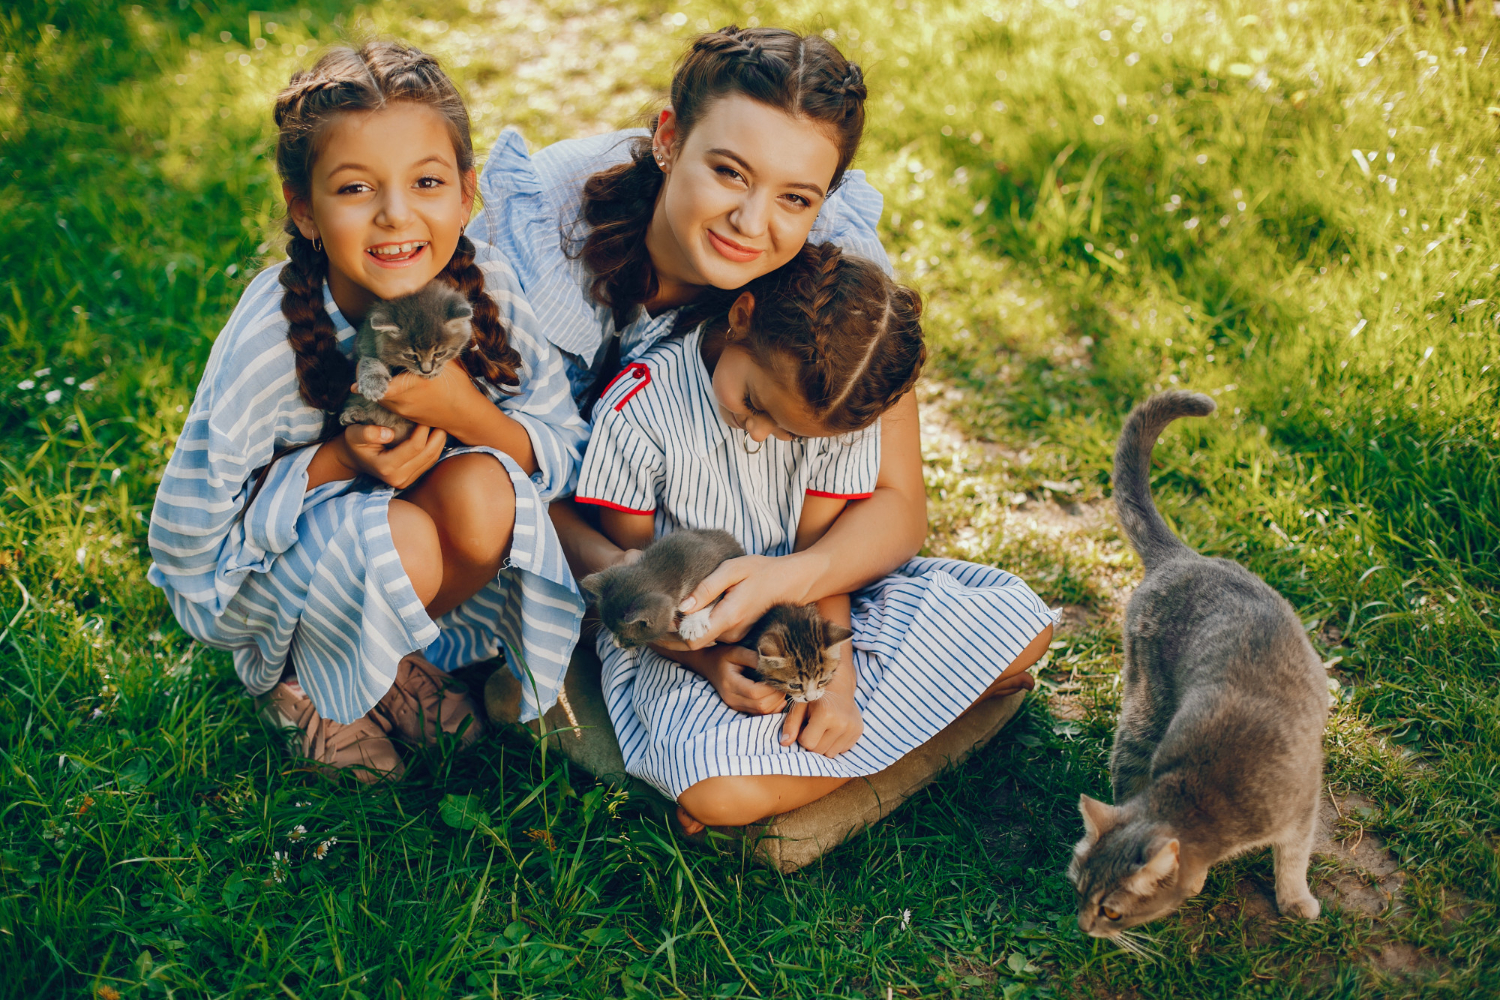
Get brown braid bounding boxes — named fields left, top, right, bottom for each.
left=735, top=243, right=925, bottom=433
left=573, top=26, right=868, bottom=322
left=273, top=42, right=516, bottom=412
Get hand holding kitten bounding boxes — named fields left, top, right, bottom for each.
left=313, top=422, right=448, bottom=490
left=358, top=360, right=490, bottom=440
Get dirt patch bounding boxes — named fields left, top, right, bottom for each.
left=1313, top=791, right=1407, bottom=919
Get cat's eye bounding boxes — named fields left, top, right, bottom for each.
left=1100, top=905, right=1121, bottom=920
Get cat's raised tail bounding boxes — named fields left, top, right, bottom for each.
left=1112, top=391, right=1216, bottom=571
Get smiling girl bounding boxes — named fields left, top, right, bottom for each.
left=147, top=43, right=587, bottom=782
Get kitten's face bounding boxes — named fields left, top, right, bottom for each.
left=368, top=286, right=473, bottom=377
left=1068, top=795, right=1185, bottom=937
left=745, top=608, right=853, bottom=702
left=580, top=567, right=676, bottom=649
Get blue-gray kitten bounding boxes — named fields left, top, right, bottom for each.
left=1070, top=391, right=1327, bottom=941
left=339, top=282, right=473, bottom=440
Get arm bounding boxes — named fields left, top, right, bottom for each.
left=675, top=390, right=926, bottom=645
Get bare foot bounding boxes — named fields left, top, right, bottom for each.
left=676, top=804, right=706, bottom=835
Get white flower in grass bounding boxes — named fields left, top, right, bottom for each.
left=900, top=908, right=912, bottom=931
left=79, top=380, right=96, bottom=391
left=45, top=390, right=62, bottom=404
left=34, top=368, right=50, bottom=377
left=288, top=824, right=307, bottom=841
left=271, top=850, right=289, bottom=883
left=313, top=837, right=338, bottom=860
left=17, top=380, right=33, bottom=391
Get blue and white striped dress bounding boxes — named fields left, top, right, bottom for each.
left=147, top=242, right=587, bottom=725
left=474, top=127, right=892, bottom=401
left=574, top=328, right=1059, bottom=800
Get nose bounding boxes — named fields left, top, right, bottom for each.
left=745, top=414, right=773, bottom=443
left=803, top=687, right=826, bottom=702
left=375, top=187, right=414, bottom=229
left=728, top=190, right=771, bottom=240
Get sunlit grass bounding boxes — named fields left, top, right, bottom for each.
left=2, top=0, right=1498, bottom=997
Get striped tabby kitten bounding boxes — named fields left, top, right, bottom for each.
left=738, top=602, right=853, bottom=704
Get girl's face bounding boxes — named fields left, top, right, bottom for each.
left=708, top=293, right=835, bottom=443
left=287, top=102, right=473, bottom=322
left=648, top=95, right=842, bottom=306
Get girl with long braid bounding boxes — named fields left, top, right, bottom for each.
left=575, top=244, right=1057, bottom=832
left=148, top=42, right=588, bottom=782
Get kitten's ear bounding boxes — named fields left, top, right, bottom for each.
left=824, top=623, right=853, bottom=649
left=756, top=630, right=786, bottom=659
left=579, top=570, right=610, bottom=598
left=368, top=304, right=399, bottom=333
left=1126, top=837, right=1180, bottom=892
left=756, top=656, right=787, bottom=674
left=447, top=294, right=475, bottom=320
left=1078, top=795, right=1121, bottom=844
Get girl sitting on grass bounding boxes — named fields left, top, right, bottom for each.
left=147, top=42, right=588, bottom=783
left=575, top=243, right=1057, bottom=832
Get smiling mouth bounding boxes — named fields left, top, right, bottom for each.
left=706, top=230, right=763, bottom=263
left=366, top=241, right=429, bottom=264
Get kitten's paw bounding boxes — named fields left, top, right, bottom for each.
left=357, top=373, right=391, bottom=401
left=1278, top=894, right=1321, bottom=920
left=676, top=607, right=713, bottom=642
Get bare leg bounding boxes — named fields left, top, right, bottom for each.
left=963, top=624, right=1052, bottom=712
left=401, top=454, right=517, bottom=619
left=387, top=499, right=441, bottom=607
left=676, top=774, right=851, bottom=834
left=1273, top=804, right=1322, bottom=919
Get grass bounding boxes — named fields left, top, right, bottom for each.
left=2, top=0, right=1498, bottom=996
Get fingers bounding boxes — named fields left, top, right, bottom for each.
left=780, top=701, right=806, bottom=746
left=345, top=423, right=396, bottom=448
left=678, top=558, right=749, bottom=615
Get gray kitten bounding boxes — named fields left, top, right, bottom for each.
left=1070, top=391, right=1327, bottom=943
left=580, top=529, right=745, bottom=649
left=739, top=603, right=853, bottom=703
left=339, top=282, right=473, bottom=440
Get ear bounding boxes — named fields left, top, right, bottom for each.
left=1078, top=795, right=1121, bottom=844
left=727, top=291, right=756, bottom=337
left=756, top=631, right=785, bottom=659
left=1127, top=838, right=1180, bottom=891
left=370, top=321, right=401, bottom=334
left=653, top=107, right=678, bottom=169
left=824, top=623, right=854, bottom=649
left=459, top=167, right=477, bottom=220
left=444, top=316, right=474, bottom=339
left=447, top=294, right=474, bottom=320
left=579, top=570, right=610, bottom=598
left=283, top=183, right=319, bottom=241
left=756, top=656, right=787, bottom=674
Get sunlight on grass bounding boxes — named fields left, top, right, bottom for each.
left=2, top=0, right=1498, bottom=996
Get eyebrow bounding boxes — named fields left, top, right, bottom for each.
left=326, top=155, right=452, bottom=176
left=707, top=148, right=826, bottom=198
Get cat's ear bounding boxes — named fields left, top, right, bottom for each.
left=756, top=630, right=786, bottom=659
left=579, top=569, right=610, bottom=598
left=368, top=303, right=399, bottom=333
left=824, top=623, right=853, bottom=650
left=1125, top=837, right=1180, bottom=892
left=1078, top=795, right=1121, bottom=844
left=756, top=655, right=787, bottom=674
left=446, top=294, right=475, bottom=320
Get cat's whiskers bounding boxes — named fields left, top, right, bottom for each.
left=1110, top=929, right=1162, bottom=962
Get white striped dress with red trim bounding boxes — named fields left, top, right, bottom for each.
left=574, top=326, right=1058, bottom=800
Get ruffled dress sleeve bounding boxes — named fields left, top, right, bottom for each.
left=812, top=169, right=893, bottom=276
left=806, top=423, right=882, bottom=501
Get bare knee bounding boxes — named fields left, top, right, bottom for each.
left=677, top=778, right=775, bottom=828
left=387, top=499, right=441, bottom=606
left=430, top=455, right=516, bottom=569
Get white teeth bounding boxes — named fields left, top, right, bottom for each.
left=370, top=242, right=427, bottom=257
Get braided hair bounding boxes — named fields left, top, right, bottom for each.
left=735, top=243, right=924, bottom=434
left=575, top=26, right=868, bottom=326
left=273, top=42, right=520, bottom=420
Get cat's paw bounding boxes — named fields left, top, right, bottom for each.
left=676, top=607, right=714, bottom=642
left=1278, top=894, right=1321, bottom=920
left=357, top=372, right=391, bottom=401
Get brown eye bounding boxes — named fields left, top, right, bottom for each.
left=1100, top=906, right=1121, bottom=920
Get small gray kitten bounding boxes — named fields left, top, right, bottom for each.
left=339, top=282, right=474, bottom=440
left=1070, top=391, right=1328, bottom=941
left=739, top=603, right=852, bottom=703
left=580, top=529, right=745, bottom=649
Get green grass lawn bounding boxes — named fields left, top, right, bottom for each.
left=3, top=0, right=1498, bottom=996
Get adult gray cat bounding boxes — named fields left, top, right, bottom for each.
left=580, top=529, right=746, bottom=649
left=339, top=282, right=474, bottom=440
left=1070, top=391, right=1327, bottom=942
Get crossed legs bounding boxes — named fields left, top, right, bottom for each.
left=675, top=624, right=1054, bottom=833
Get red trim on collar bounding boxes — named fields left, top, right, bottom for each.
left=600, top=362, right=652, bottom=411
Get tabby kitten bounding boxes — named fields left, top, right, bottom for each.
left=738, top=602, right=852, bottom=703
left=1070, top=391, right=1327, bottom=940
left=580, top=529, right=745, bottom=649
left=339, top=282, right=474, bottom=440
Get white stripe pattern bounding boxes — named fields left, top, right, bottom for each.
left=574, top=328, right=1060, bottom=799
left=147, top=242, right=587, bottom=724
left=474, top=127, right=894, bottom=402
